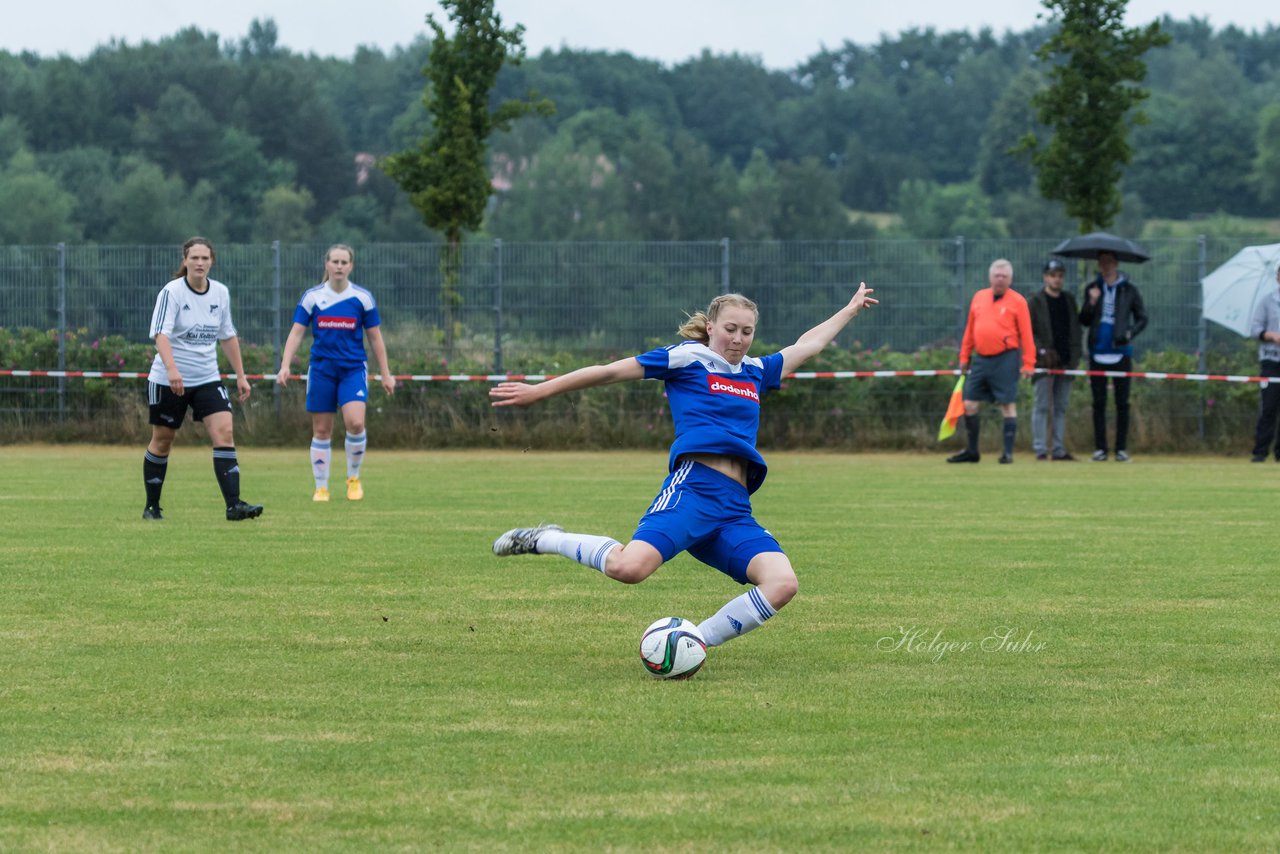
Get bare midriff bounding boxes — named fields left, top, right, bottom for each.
left=678, top=452, right=748, bottom=488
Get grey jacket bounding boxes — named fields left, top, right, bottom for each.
left=1250, top=288, right=1280, bottom=363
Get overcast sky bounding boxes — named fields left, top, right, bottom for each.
left=3, top=1, right=1277, bottom=68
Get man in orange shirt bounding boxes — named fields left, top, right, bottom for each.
left=946, top=258, right=1036, bottom=464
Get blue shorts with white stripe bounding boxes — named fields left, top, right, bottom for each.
left=630, top=459, right=783, bottom=584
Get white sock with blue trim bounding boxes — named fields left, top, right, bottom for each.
left=345, top=430, right=367, bottom=479
left=698, top=587, right=778, bottom=647
left=310, top=438, right=331, bottom=489
left=535, top=529, right=619, bottom=574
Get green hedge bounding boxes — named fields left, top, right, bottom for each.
left=0, top=327, right=1266, bottom=454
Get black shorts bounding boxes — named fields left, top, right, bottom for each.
left=965, top=350, right=1021, bottom=404
left=148, top=381, right=233, bottom=428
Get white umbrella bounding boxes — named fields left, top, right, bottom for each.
left=1201, top=243, right=1280, bottom=336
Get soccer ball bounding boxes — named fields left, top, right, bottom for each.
left=639, top=617, right=707, bottom=680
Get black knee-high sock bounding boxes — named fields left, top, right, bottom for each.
left=212, top=447, right=240, bottom=507
left=144, top=451, right=168, bottom=507
left=964, top=414, right=980, bottom=454
left=1003, top=417, right=1017, bottom=456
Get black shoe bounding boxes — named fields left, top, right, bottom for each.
left=999, top=454, right=1013, bottom=464
left=946, top=450, right=980, bottom=463
left=142, top=505, right=164, bottom=520
left=1252, top=453, right=1267, bottom=463
left=226, top=500, right=264, bottom=521
left=1052, top=452, right=1077, bottom=461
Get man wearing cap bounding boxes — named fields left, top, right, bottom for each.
left=1028, top=259, right=1083, bottom=461
left=947, top=258, right=1036, bottom=464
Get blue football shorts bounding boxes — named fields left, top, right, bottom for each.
left=306, top=359, right=369, bottom=413
left=630, top=459, right=784, bottom=585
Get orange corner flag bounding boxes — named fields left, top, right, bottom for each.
left=938, top=375, right=965, bottom=441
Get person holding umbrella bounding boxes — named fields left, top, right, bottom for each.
left=1078, top=250, right=1148, bottom=462
left=1249, top=265, right=1280, bottom=462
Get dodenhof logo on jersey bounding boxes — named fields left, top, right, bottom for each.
left=707, top=375, right=759, bottom=403
left=316, top=316, right=358, bottom=330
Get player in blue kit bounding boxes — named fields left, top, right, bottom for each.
left=276, top=245, right=395, bottom=501
left=490, top=284, right=877, bottom=648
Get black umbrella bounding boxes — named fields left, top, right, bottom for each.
left=1052, top=232, right=1151, bottom=263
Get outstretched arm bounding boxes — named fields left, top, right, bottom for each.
left=778, top=282, right=877, bottom=375
left=490, top=356, right=645, bottom=408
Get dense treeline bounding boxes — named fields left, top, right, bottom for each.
left=1, top=15, right=1278, bottom=247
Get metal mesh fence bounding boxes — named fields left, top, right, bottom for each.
left=0, top=236, right=1261, bottom=448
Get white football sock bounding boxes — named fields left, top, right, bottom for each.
left=345, top=430, right=367, bottom=479
left=310, top=438, right=331, bottom=489
left=536, top=529, right=619, bottom=573
left=698, top=587, right=778, bottom=647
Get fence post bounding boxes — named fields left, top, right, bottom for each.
left=271, top=240, right=282, bottom=417
left=954, top=236, right=966, bottom=337
left=56, top=242, right=67, bottom=424
left=720, top=237, right=730, bottom=294
left=1197, top=234, right=1208, bottom=440
left=493, top=238, right=504, bottom=375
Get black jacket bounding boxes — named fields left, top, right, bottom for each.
left=1078, top=276, right=1148, bottom=351
left=1028, top=288, right=1083, bottom=369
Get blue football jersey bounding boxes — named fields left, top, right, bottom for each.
left=635, top=341, right=785, bottom=494
left=292, top=282, right=381, bottom=364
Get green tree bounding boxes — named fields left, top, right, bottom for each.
left=253, top=185, right=315, bottom=243
left=0, top=150, right=82, bottom=243
left=132, top=84, right=222, bottom=184
left=486, top=129, right=628, bottom=240
left=381, top=0, right=552, bottom=352
left=208, top=128, right=297, bottom=242
left=40, top=146, right=118, bottom=240
left=1021, top=1, right=1168, bottom=231
left=734, top=149, right=780, bottom=240
left=897, top=179, right=1005, bottom=239
left=667, top=132, right=736, bottom=239
left=1002, top=190, right=1073, bottom=239
left=773, top=157, right=852, bottom=240
left=0, top=115, right=27, bottom=162
left=669, top=52, right=790, bottom=168
left=1251, top=103, right=1280, bottom=207
left=1125, top=47, right=1257, bottom=216
left=976, top=70, right=1041, bottom=199
left=103, top=158, right=224, bottom=243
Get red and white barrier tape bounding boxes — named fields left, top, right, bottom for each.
left=0, top=368, right=1273, bottom=384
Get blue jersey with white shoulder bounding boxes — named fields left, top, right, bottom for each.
left=635, top=341, right=785, bottom=494
left=291, top=282, right=381, bottom=364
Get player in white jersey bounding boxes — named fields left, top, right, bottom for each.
left=490, top=283, right=877, bottom=653
left=142, top=237, right=263, bottom=522
left=276, top=244, right=395, bottom=502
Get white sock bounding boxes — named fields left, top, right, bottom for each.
left=698, top=587, right=778, bottom=646
left=345, top=430, right=367, bottom=479
left=536, top=529, right=619, bottom=573
left=310, top=438, right=331, bottom=489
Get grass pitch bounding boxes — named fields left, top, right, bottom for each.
left=1, top=446, right=1278, bottom=851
